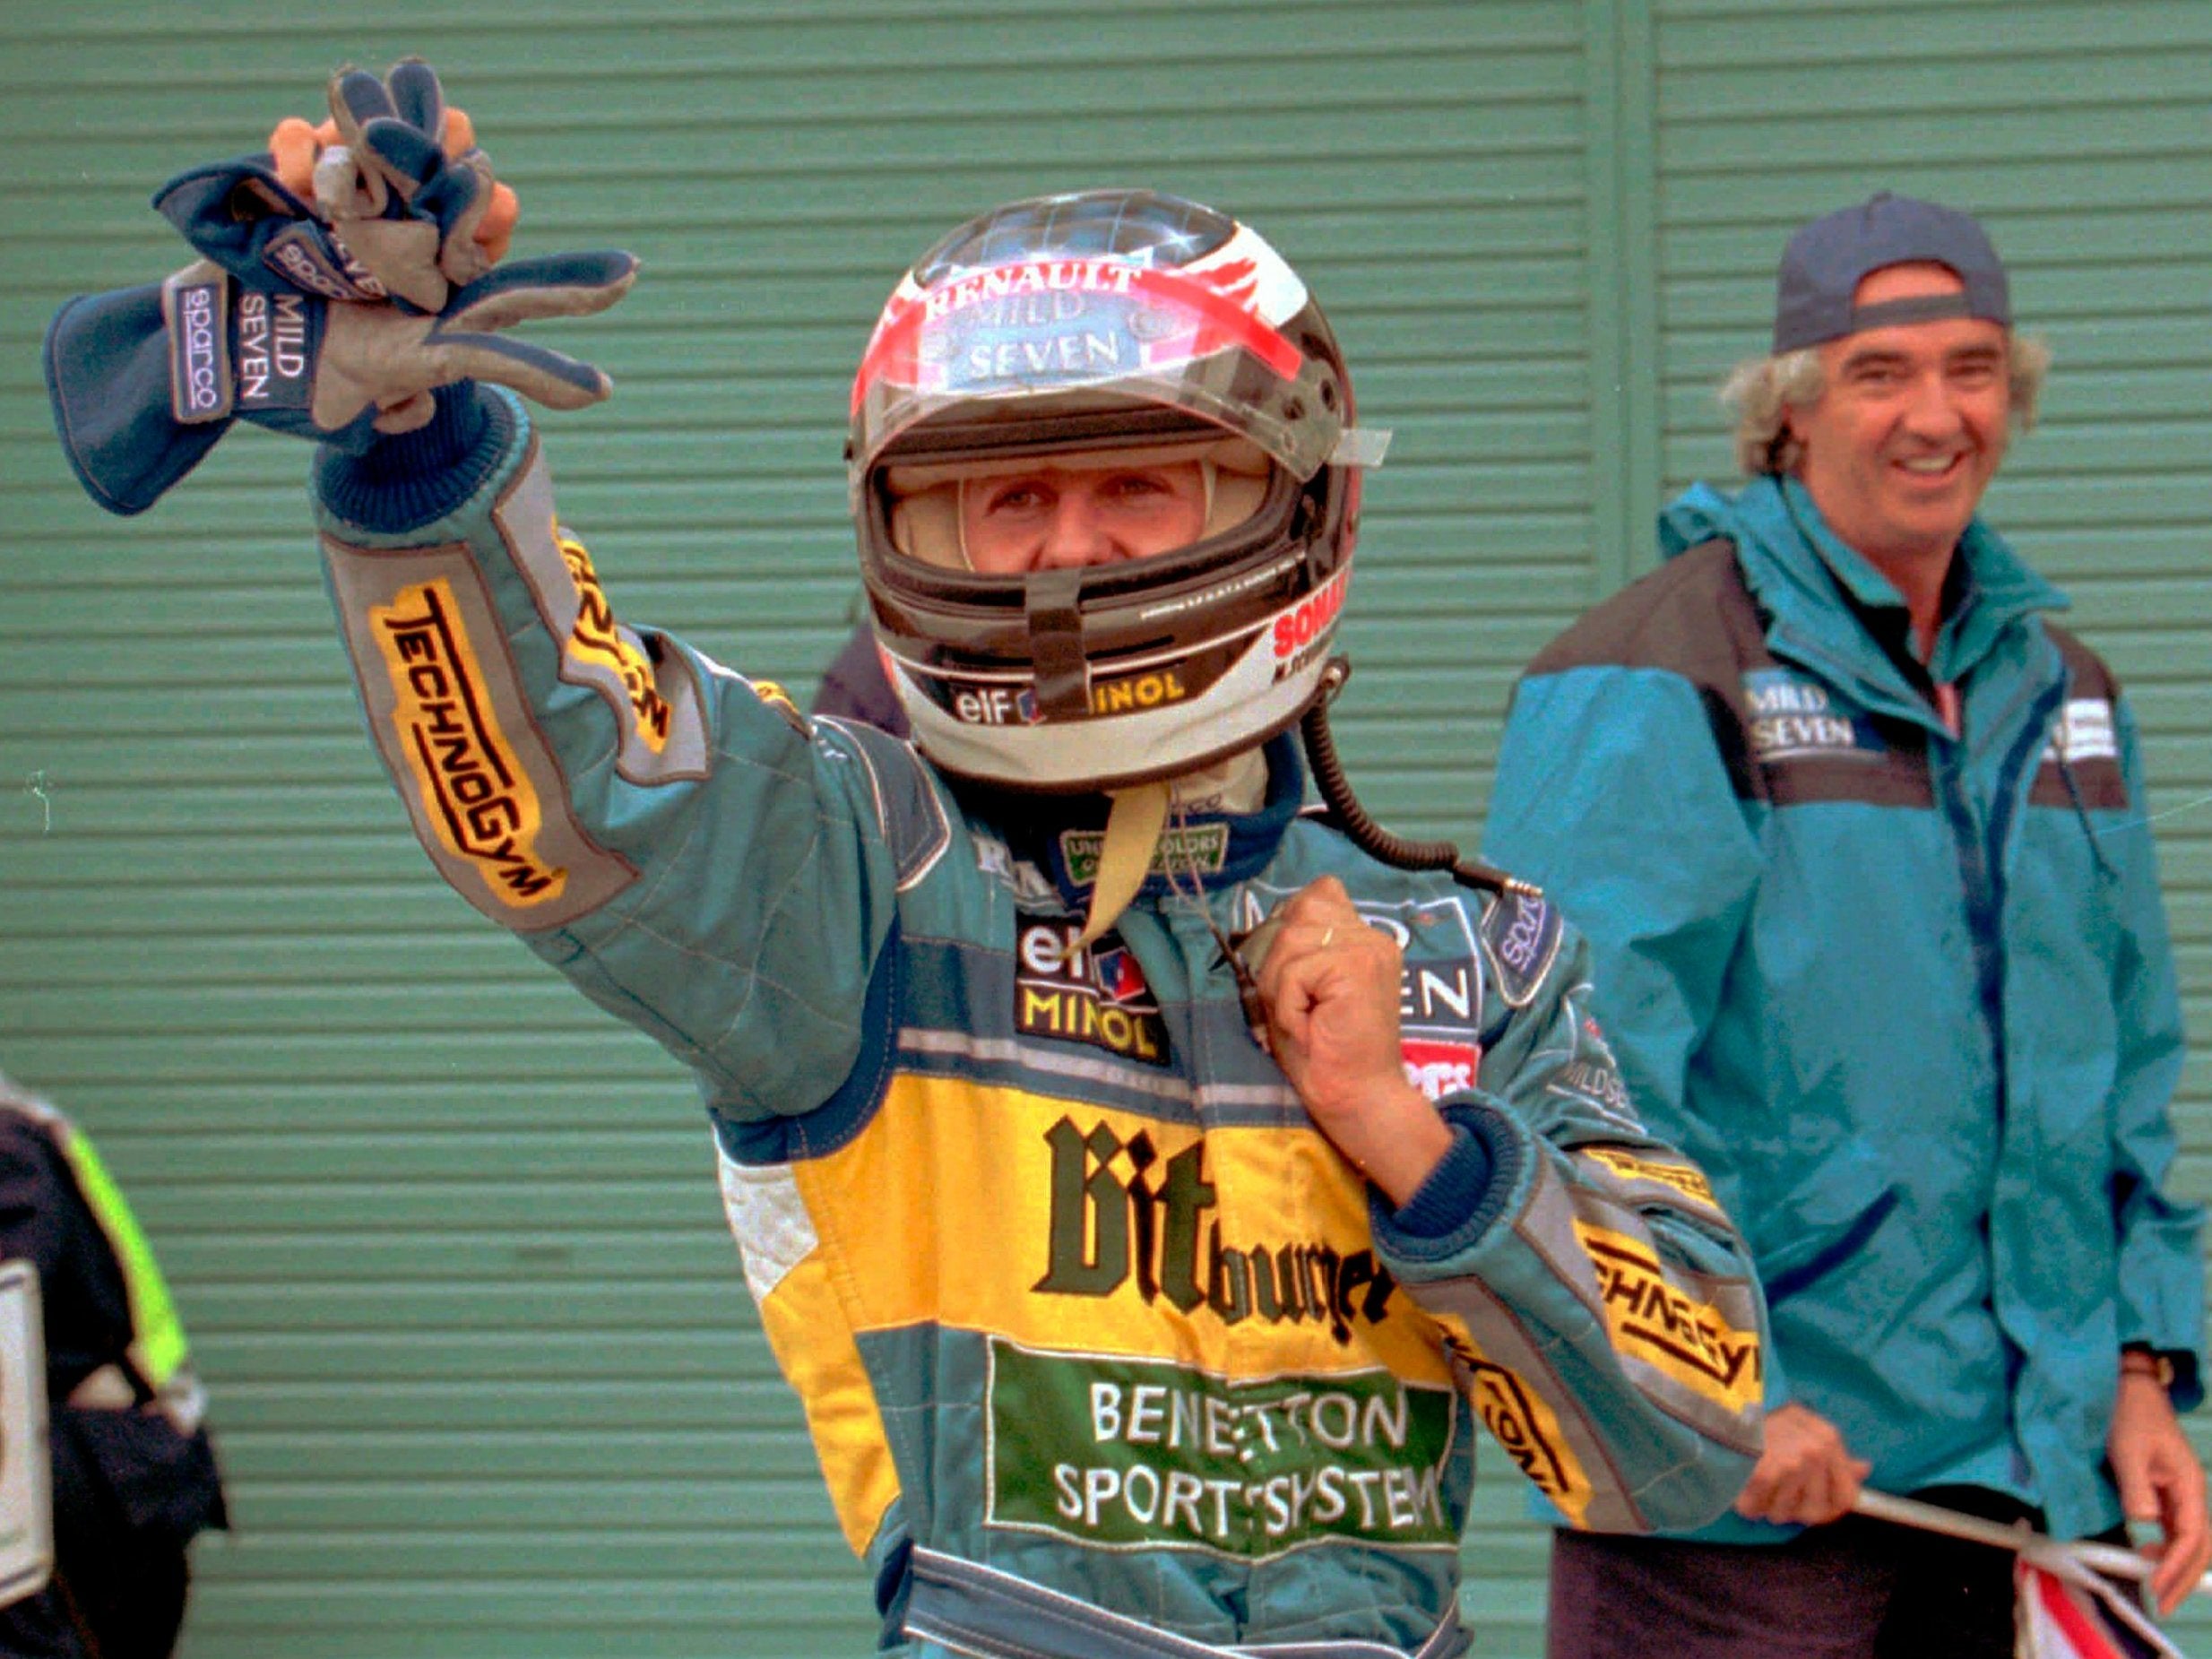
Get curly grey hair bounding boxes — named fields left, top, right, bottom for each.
left=1721, top=334, right=2052, bottom=476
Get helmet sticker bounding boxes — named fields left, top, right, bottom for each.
left=854, top=257, right=1304, bottom=419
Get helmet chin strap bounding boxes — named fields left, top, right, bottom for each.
left=1069, top=746, right=1268, bottom=947
left=1074, top=781, right=1171, bottom=947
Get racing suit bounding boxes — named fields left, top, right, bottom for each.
left=309, top=384, right=1765, bottom=1657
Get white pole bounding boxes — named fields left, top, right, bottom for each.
left=1851, top=1490, right=2161, bottom=1586
left=1851, top=1490, right=2198, bottom=1655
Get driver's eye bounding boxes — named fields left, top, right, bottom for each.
left=985, top=483, right=1050, bottom=514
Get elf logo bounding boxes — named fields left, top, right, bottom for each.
left=1015, top=917, right=1171, bottom=1066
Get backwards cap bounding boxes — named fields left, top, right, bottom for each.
left=1773, top=191, right=2010, bottom=352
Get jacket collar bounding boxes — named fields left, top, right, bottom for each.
left=982, top=731, right=1306, bottom=912
left=1659, top=473, right=2066, bottom=713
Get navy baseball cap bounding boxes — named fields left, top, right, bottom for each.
left=1772, top=192, right=2010, bottom=352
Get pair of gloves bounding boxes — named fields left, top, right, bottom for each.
left=46, top=59, right=635, bottom=515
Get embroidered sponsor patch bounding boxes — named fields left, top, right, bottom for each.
left=1545, top=1060, right=1639, bottom=1130
left=1032, top=1116, right=1397, bottom=1343
left=1742, top=670, right=1882, bottom=761
left=1015, top=917, right=1171, bottom=1066
left=1401, top=1038, right=1479, bottom=1102
left=1577, top=1223, right=1761, bottom=1413
left=233, top=290, right=313, bottom=414
left=1347, top=894, right=1486, bottom=1043
left=162, top=268, right=231, bottom=424
left=747, top=677, right=808, bottom=735
left=1479, top=888, right=1559, bottom=1008
left=985, top=1338, right=1457, bottom=1558
left=556, top=529, right=671, bottom=753
left=1581, top=1146, right=1721, bottom=1215
left=1464, top=1355, right=1593, bottom=1525
left=2043, top=697, right=2118, bottom=765
left=1059, top=823, right=1229, bottom=886
left=972, top=834, right=1056, bottom=902
left=371, top=578, right=568, bottom=906
left=261, top=221, right=386, bottom=302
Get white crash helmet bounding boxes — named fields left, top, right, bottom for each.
left=849, top=188, right=1387, bottom=793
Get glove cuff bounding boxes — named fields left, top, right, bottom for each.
left=315, top=382, right=510, bottom=534
left=45, top=282, right=233, bottom=516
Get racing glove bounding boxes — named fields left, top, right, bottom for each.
left=46, top=248, right=635, bottom=516
left=155, top=58, right=518, bottom=316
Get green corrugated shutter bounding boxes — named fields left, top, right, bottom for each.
left=1, top=3, right=2203, bottom=1655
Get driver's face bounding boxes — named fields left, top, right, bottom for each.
left=960, top=461, right=1209, bottom=574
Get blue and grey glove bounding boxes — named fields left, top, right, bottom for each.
left=46, top=249, right=635, bottom=515
left=153, top=58, right=512, bottom=315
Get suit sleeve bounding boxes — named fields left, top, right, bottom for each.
left=310, top=385, right=952, bottom=1124
left=1370, top=908, right=1767, bottom=1535
left=2104, top=694, right=2206, bottom=1407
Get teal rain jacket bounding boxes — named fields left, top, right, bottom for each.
left=1482, top=473, right=2204, bottom=1543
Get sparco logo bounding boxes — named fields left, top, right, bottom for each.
left=1033, top=1119, right=1397, bottom=1344
left=264, top=223, right=388, bottom=302
left=1491, top=895, right=1548, bottom=977
left=177, top=282, right=222, bottom=415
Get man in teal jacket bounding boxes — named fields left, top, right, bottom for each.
left=1483, top=194, right=2208, bottom=1655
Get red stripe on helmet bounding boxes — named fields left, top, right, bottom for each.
left=851, top=260, right=1304, bottom=417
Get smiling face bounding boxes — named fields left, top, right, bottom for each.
left=1786, top=262, right=2013, bottom=576
left=958, top=460, right=1212, bottom=575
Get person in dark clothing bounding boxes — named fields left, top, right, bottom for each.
left=812, top=616, right=908, bottom=738
left=0, top=1074, right=227, bottom=1659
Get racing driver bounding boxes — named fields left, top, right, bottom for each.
left=46, top=73, right=1766, bottom=1657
